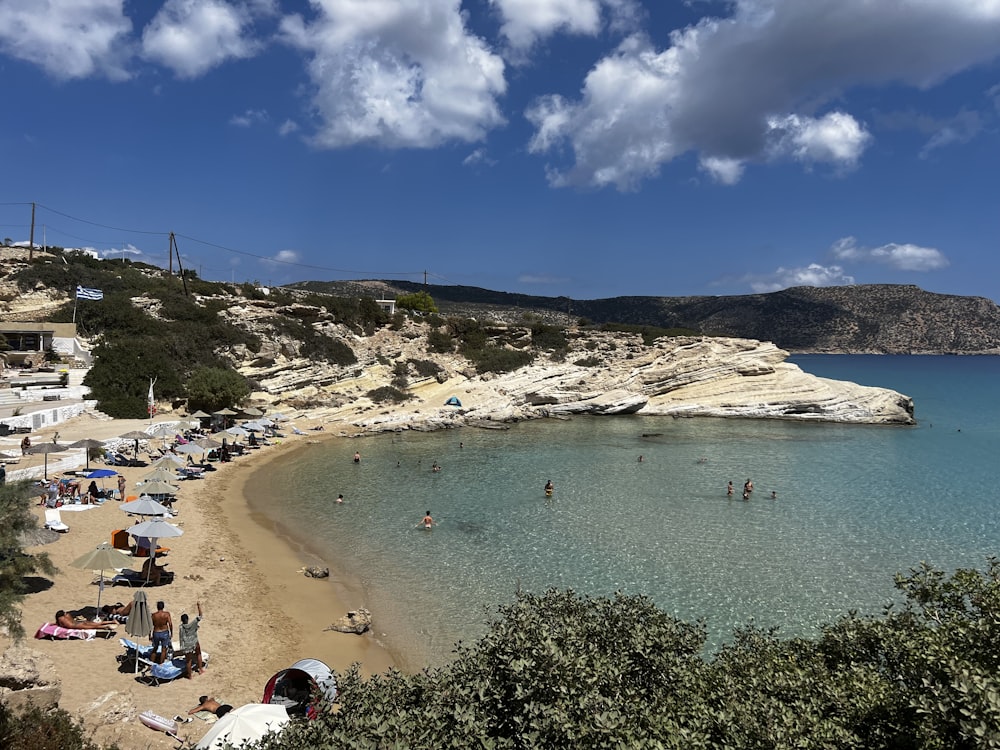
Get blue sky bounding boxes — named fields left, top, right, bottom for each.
left=1, top=0, right=998, bottom=301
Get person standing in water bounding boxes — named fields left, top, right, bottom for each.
left=422, top=511, right=434, bottom=530
left=353, top=451, right=361, bottom=463
left=727, top=481, right=734, bottom=497
left=544, top=480, right=554, bottom=497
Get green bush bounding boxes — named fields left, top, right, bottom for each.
left=467, top=346, right=533, bottom=374
left=0, top=702, right=117, bottom=750
left=427, top=329, right=454, bottom=353
left=246, top=561, right=1000, bottom=750
left=185, top=366, right=250, bottom=413
left=366, top=386, right=411, bottom=404
left=409, top=359, right=443, bottom=379
left=530, top=323, right=568, bottom=352
left=397, top=290, right=438, bottom=313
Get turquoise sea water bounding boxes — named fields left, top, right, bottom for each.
left=249, top=355, right=1000, bottom=670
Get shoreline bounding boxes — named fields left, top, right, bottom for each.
left=228, top=435, right=399, bottom=675
left=2, top=415, right=395, bottom=750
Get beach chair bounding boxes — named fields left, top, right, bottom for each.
left=35, top=622, right=116, bottom=640
left=111, top=569, right=174, bottom=587
left=137, top=651, right=210, bottom=686
left=44, top=508, right=70, bottom=533
left=118, top=638, right=154, bottom=670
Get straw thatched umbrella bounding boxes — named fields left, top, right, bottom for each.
left=27, top=442, right=68, bottom=480
left=65, top=438, right=106, bottom=470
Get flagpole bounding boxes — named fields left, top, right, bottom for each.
left=72, top=288, right=78, bottom=323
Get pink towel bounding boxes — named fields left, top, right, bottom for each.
left=34, top=622, right=97, bottom=640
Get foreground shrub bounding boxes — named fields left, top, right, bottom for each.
left=247, top=562, right=1000, bottom=750
left=0, top=703, right=117, bottom=750
left=366, top=386, right=411, bottom=404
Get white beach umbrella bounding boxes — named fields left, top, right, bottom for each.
left=69, top=542, right=135, bottom=611
left=121, top=495, right=173, bottom=518
left=195, top=704, right=289, bottom=750
left=174, top=443, right=206, bottom=455
left=133, top=479, right=179, bottom=496
left=129, top=519, right=184, bottom=583
left=140, top=468, right=179, bottom=483
left=150, top=454, right=185, bottom=469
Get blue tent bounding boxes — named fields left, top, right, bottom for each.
left=444, top=396, right=462, bottom=407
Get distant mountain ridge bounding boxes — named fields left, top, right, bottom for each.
left=289, top=281, right=1000, bottom=354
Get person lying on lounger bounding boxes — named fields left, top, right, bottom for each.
left=141, top=556, right=168, bottom=585
left=54, top=610, right=117, bottom=630
left=100, top=601, right=133, bottom=622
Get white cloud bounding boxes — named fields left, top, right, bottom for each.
left=0, top=0, right=133, bottom=80
left=142, top=0, right=263, bottom=79
left=230, top=109, right=269, bottom=127
left=280, top=0, right=507, bottom=149
left=766, top=112, right=871, bottom=169
left=490, top=0, right=642, bottom=56
left=261, top=249, right=300, bottom=268
left=831, top=236, right=949, bottom=271
left=278, top=119, right=300, bottom=136
left=463, top=148, right=497, bottom=167
left=698, top=155, right=744, bottom=185
left=527, top=0, right=1000, bottom=189
left=747, top=264, right=855, bottom=293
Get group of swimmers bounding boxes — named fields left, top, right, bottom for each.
left=727, top=479, right=777, bottom=500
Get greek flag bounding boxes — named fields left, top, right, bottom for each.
left=76, top=285, right=104, bottom=301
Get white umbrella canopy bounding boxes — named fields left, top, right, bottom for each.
left=140, top=468, right=180, bottom=483
left=223, top=426, right=248, bottom=437
left=121, top=495, right=173, bottom=518
left=195, top=704, right=289, bottom=750
left=129, top=519, right=184, bottom=583
left=69, top=542, right=135, bottom=611
left=133, top=480, right=179, bottom=496
left=173, top=443, right=206, bottom=456
left=149, top=454, right=185, bottom=469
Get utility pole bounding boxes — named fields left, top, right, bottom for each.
left=424, top=269, right=428, bottom=286
left=29, top=202, right=35, bottom=260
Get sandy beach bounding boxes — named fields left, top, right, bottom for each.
left=1, top=411, right=395, bottom=749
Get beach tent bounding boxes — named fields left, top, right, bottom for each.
left=262, top=658, right=337, bottom=718
left=195, top=704, right=289, bottom=750
left=444, top=396, right=462, bottom=407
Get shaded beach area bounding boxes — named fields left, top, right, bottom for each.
left=2, top=411, right=395, bottom=750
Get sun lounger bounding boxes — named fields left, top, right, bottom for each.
left=111, top=569, right=174, bottom=587
left=34, top=622, right=116, bottom=640
left=137, top=651, right=210, bottom=686
left=44, top=508, right=70, bottom=533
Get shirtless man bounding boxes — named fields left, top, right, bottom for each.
left=422, top=511, right=434, bottom=529
left=187, top=696, right=233, bottom=719
left=151, top=600, right=173, bottom=664
left=54, top=610, right=117, bottom=630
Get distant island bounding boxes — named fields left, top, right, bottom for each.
left=291, top=280, right=1000, bottom=355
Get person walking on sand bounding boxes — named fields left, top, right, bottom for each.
left=117, top=474, right=126, bottom=500
left=179, top=601, right=204, bottom=678
left=151, top=600, right=173, bottom=664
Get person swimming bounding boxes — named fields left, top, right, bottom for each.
left=422, top=511, right=434, bottom=529
left=544, top=480, right=554, bottom=497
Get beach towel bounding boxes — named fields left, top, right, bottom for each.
left=34, top=622, right=105, bottom=640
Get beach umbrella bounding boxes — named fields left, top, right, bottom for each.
left=133, top=479, right=179, bottom=496
left=224, top=426, right=249, bottom=437
left=118, top=430, right=151, bottom=461
left=242, top=406, right=264, bottom=417
left=129, top=519, right=183, bottom=583
left=213, top=408, right=237, bottom=416
left=194, top=437, right=222, bottom=450
left=125, top=590, right=154, bottom=671
left=121, top=495, right=173, bottom=518
left=174, top=443, right=205, bottom=456
left=69, top=542, right=135, bottom=611
left=27, top=442, right=68, bottom=480
left=189, top=410, right=211, bottom=419
left=65, top=438, right=106, bottom=470
left=85, top=468, right=120, bottom=494
left=241, top=421, right=264, bottom=432
left=140, top=468, right=179, bottom=483
left=195, top=704, right=289, bottom=750
left=150, top=454, right=185, bottom=469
